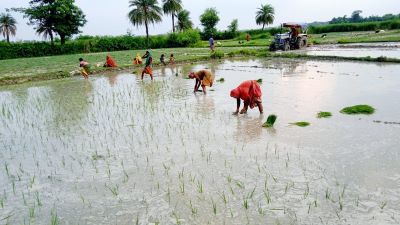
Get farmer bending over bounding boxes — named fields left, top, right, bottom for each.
left=230, top=80, right=263, bottom=114
left=104, top=54, right=118, bottom=67
left=188, top=70, right=214, bottom=94
left=79, top=58, right=90, bottom=79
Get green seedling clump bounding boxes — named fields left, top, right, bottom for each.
left=217, top=78, right=225, bottom=82
left=262, top=114, right=277, bottom=128
left=317, top=111, right=332, bottom=118
left=340, top=105, right=375, bottom=115
left=210, top=50, right=224, bottom=59
left=291, top=121, right=310, bottom=127
left=256, top=79, right=263, bottom=83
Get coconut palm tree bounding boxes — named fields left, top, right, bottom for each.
left=255, top=4, right=274, bottom=30
left=162, top=0, right=182, bottom=32
left=0, top=13, right=17, bottom=43
left=176, top=10, right=193, bottom=31
left=128, top=0, right=163, bottom=43
left=36, top=21, right=55, bottom=45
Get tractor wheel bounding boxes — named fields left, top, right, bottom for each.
left=269, top=43, right=277, bottom=52
left=296, top=38, right=307, bottom=49
left=283, top=42, right=290, bottom=51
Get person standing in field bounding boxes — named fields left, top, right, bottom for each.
left=79, top=58, right=90, bottom=79
left=230, top=80, right=263, bottom=114
left=141, top=51, right=153, bottom=80
left=188, top=70, right=214, bottom=94
left=209, top=37, right=215, bottom=51
left=160, top=54, right=167, bottom=66
left=169, top=54, right=175, bottom=65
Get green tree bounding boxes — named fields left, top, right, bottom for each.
left=351, top=10, right=363, bottom=23
left=15, top=0, right=86, bottom=45
left=162, top=0, right=182, bottom=32
left=128, top=0, right=163, bottom=44
left=200, top=8, right=219, bottom=38
left=255, top=4, right=274, bottom=30
left=0, top=13, right=17, bottom=43
left=176, top=10, right=193, bottom=31
left=227, top=19, right=238, bottom=36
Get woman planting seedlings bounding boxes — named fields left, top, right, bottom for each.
left=230, top=80, right=263, bottom=114
left=188, top=70, right=214, bottom=94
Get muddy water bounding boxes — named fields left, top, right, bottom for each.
left=1, top=59, right=400, bottom=225
left=300, top=42, right=400, bottom=59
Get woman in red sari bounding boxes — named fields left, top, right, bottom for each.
left=104, top=55, right=118, bottom=67
left=230, top=80, right=263, bottom=114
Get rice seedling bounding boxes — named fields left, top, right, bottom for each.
left=243, top=197, right=249, bottom=210
left=217, top=78, right=225, bottom=82
left=262, top=114, right=277, bottom=128
left=380, top=201, right=387, bottom=209
left=189, top=200, right=198, bottom=216
left=291, top=121, right=310, bottom=127
left=219, top=191, right=228, bottom=205
left=50, top=211, right=60, bottom=225
left=197, top=181, right=204, bottom=193
left=256, top=78, right=263, bottom=83
left=35, top=191, right=42, bottom=207
left=107, top=184, right=119, bottom=196
left=211, top=198, right=217, bottom=215
left=340, top=105, right=375, bottom=115
left=29, top=205, right=35, bottom=218
left=317, top=111, right=332, bottom=118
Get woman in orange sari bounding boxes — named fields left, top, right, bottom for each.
left=104, top=55, right=118, bottom=67
left=230, top=80, right=263, bottom=114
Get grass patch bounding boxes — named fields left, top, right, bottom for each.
left=210, top=50, right=225, bottom=59
left=291, top=121, right=310, bottom=127
left=317, top=111, right=332, bottom=118
left=340, top=105, right=375, bottom=115
left=262, top=114, right=277, bottom=128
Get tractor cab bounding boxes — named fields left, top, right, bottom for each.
left=269, top=23, right=308, bottom=51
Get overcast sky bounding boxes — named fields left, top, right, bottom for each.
left=1, top=0, right=399, bottom=41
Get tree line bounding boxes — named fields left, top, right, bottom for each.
left=329, top=10, right=400, bottom=24
left=1, top=0, right=275, bottom=45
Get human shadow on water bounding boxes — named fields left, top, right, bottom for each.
left=194, top=94, right=216, bottom=117
left=233, top=114, right=267, bottom=142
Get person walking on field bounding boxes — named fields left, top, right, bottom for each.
left=230, top=80, right=263, bottom=114
left=188, top=70, right=214, bottom=94
left=209, top=37, right=215, bottom=51
left=141, top=51, right=153, bottom=80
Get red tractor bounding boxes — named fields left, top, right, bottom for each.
left=269, top=23, right=308, bottom=51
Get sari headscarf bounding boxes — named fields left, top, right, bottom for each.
left=248, top=80, right=262, bottom=109
left=230, top=80, right=262, bottom=109
left=106, top=55, right=117, bottom=67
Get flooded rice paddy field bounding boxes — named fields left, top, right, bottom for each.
left=301, top=42, right=400, bottom=59
left=1, top=58, right=400, bottom=224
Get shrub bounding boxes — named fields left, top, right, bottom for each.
left=166, top=29, right=201, bottom=47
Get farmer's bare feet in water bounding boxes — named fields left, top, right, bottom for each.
left=240, top=109, right=247, bottom=114
left=233, top=111, right=239, bottom=115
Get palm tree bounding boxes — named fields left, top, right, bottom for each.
left=0, top=13, right=17, bottom=43
left=128, top=0, right=163, bottom=43
left=162, top=0, right=182, bottom=32
left=255, top=4, right=274, bottom=30
left=36, top=21, right=55, bottom=45
left=176, top=10, right=193, bottom=31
